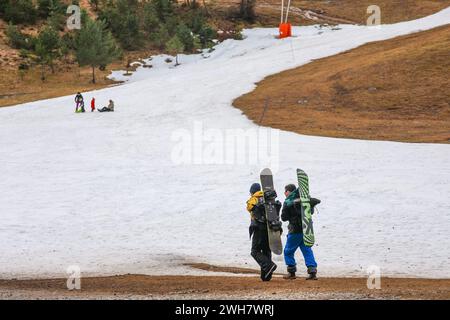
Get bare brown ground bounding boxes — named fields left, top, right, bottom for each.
left=233, top=24, right=450, bottom=143
left=290, top=0, right=450, bottom=24
left=218, top=0, right=450, bottom=26
left=0, top=268, right=449, bottom=299
left=186, top=263, right=262, bottom=274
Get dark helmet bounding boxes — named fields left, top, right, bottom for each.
left=285, top=184, right=296, bottom=193
left=249, top=183, right=261, bottom=195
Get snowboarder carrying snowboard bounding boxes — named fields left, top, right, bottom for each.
left=246, top=183, right=279, bottom=281
left=74, top=92, right=84, bottom=113
left=281, top=184, right=320, bottom=280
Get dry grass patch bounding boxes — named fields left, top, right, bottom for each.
left=233, top=25, right=450, bottom=143
left=213, top=0, right=450, bottom=26
left=287, top=0, right=450, bottom=24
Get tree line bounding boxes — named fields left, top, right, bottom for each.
left=1, top=0, right=232, bottom=83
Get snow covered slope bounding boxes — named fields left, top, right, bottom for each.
left=1, top=8, right=449, bottom=279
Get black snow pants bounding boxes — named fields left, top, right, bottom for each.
left=250, top=227, right=273, bottom=272
left=98, top=107, right=113, bottom=112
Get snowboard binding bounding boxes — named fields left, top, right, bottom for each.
left=260, top=168, right=283, bottom=255
left=268, top=220, right=282, bottom=232
left=263, top=189, right=277, bottom=200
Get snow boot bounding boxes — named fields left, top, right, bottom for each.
left=306, top=267, right=318, bottom=280
left=283, top=265, right=296, bottom=280
left=283, top=272, right=296, bottom=280
left=260, top=268, right=270, bottom=281
left=262, top=263, right=277, bottom=281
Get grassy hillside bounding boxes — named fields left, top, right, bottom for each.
left=233, top=24, right=450, bottom=143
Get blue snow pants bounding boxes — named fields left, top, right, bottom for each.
left=284, top=233, right=317, bottom=269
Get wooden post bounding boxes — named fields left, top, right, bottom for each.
left=259, top=97, right=270, bottom=125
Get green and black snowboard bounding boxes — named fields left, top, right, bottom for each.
left=260, top=168, right=283, bottom=255
left=296, top=168, right=315, bottom=247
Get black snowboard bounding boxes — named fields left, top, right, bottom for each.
left=260, top=168, right=283, bottom=255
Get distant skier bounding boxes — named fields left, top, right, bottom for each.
left=98, top=99, right=114, bottom=112
left=74, top=92, right=83, bottom=112
left=281, top=184, right=320, bottom=280
left=91, top=97, right=96, bottom=112
left=246, top=183, right=278, bottom=281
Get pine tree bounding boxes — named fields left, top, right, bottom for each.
left=38, top=0, right=57, bottom=18
left=176, top=23, right=194, bottom=52
left=6, top=23, right=34, bottom=50
left=198, top=24, right=216, bottom=47
left=121, top=13, right=141, bottom=50
left=143, top=2, right=160, bottom=33
left=75, top=19, right=122, bottom=83
left=166, top=35, right=184, bottom=65
left=98, top=0, right=141, bottom=50
left=151, top=23, right=170, bottom=49
left=4, top=0, right=38, bottom=24
left=240, top=0, right=256, bottom=22
left=0, top=1, right=7, bottom=15
left=34, top=26, right=61, bottom=78
left=152, top=0, right=174, bottom=22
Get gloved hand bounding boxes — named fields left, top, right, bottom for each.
left=275, top=200, right=282, bottom=213
left=310, top=197, right=321, bottom=214
left=264, top=189, right=277, bottom=200
left=310, top=198, right=321, bottom=207
left=254, top=202, right=265, bottom=211
left=269, top=220, right=282, bottom=232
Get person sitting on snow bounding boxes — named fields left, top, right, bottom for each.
left=98, top=99, right=114, bottom=112
left=281, top=184, right=320, bottom=280
left=246, top=183, right=280, bottom=281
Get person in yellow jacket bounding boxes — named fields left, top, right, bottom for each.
left=246, top=183, right=277, bottom=281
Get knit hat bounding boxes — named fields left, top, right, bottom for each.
left=285, top=184, right=296, bottom=193
left=249, top=183, right=261, bottom=194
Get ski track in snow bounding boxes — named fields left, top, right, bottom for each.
left=1, top=9, right=450, bottom=279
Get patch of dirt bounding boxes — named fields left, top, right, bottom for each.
left=185, top=263, right=261, bottom=274
left=233, top=24, right=450, bottom=143
left=0, top=272, right=448, bottom=300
